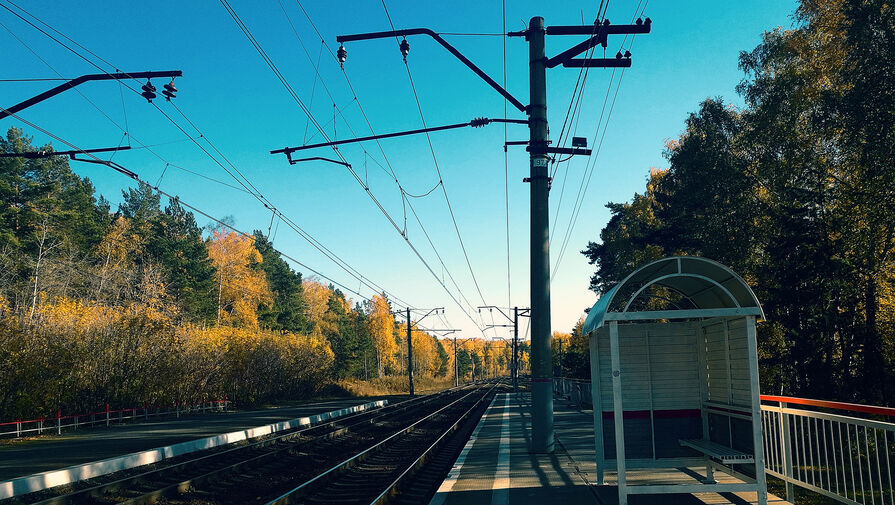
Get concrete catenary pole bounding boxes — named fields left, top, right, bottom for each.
left=407, top=306, right=414, bottom=397
left=454, top=337, right=459, bottom=387
left=513, top=306, right=519, bottom=392
left=528, top=16, right=554, bottom=453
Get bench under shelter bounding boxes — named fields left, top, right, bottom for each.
left=581, top=256, right=768, bottom=505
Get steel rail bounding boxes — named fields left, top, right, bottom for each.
left=368, top=382, right=500, bottom=505
left=28, top=388, right=465, bottom=505
left=114, top=391, right=460, bottom=505
left=263, top=382, right=498, bottom=505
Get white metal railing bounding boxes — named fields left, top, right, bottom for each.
left=761, top=396, right=894, bottom=505
left=555, top=378, right=895, bottom=504
left=555, top=377, right=592, bottom=409
left=0, top=401, right=230, bottom=438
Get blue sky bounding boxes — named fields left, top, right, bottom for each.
left=1, top=0, right=798, bottom=339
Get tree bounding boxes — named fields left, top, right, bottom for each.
left=252, top=231, right=306, bottom=332
left=302, top=280, right=331, bottom=336
left=207, top=231, right=272, bottom=328
left=322, top=288, right=362, bottom=379
left=147, top=198, right=218, bottom=322
left=582, top=0, right=895, bottom=403
left=582, top=169, right=667, bottom=294
left=92, top=216, right=139, bottom=304
left=366, top=294, right=397, bottom=377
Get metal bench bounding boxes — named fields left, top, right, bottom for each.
left=679, top=438, right=754, bottom=464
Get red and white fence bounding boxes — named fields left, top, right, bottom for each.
left=0, top=400, right=230, bottom=438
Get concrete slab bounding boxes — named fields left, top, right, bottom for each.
left=429, top=391, right=793, bottom=505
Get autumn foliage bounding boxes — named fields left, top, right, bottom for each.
left=0, top=134, right=516, bottom=421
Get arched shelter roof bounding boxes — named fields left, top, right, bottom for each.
left=582, top=256, right=764, bottom=335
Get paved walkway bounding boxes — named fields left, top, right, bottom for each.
left=0, top=397, right=400, bottom=481
left=430, top=391, right=791, bottom=505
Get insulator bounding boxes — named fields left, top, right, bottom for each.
left=615, top=51, right=623, bottom=59
left=645, top=17, right=652, bottom=26
left=624, top=50, right=632, bottom=58
left=470, top=117, right=490, bottom=128
left=399, top=38, right=410, bottom=61
left=337, top=44, right=347, bottom=67
left=636, top=17, right=643, bottom=25
left=141, top=80, right=156, bottom=102
left=162, top=79, right=177, bottom=101
left=603, top=18, right=610, bottom=26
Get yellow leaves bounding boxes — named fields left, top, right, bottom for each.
left=367, top=294, right=396, bottom=376
left=34, top=297, right=174, bottom=334
left=0, top=295, right=11, bottom=318
left=302, top=280, right=330, bottom=328
left=2, top=298, right=337, bottom=418
left=208, top=231, right=272, bottom=328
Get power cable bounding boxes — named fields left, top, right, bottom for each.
left=4, top=1, right=419, bottom=313
left=289, top=0, right=489, bottom=334
left=547, top=1, right=608, bottom=237
left=502, top=0, right=511, bottom=312
left=380, top=0, right=495, bottom=335
left=0, top=15, right=245, bottom=194
left=0, top=107, right=407, bottom=311
left=223, top=0, right=486, bottom=332
left=550, top=0, right=648, bottom=280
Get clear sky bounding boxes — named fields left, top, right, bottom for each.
left=1, top=0, right=798, bottom=340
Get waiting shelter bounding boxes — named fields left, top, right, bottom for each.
left=581, top=256, right=768, bottom=505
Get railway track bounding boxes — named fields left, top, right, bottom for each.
left=11, top=382, right=501, bottom=505
left=264, top=382, right=499, bottom=505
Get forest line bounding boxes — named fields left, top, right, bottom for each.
left=0, top=137, right=525, bottom=420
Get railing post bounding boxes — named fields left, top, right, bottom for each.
left=57, top=410, right=61, bottom=435
left=38, top=417, right=43, bottom=435
left=779, top=401, right=795, bottom=502
left=106, top=404, right=110, bottom=427
left=16, top=420, right=21, bottom=438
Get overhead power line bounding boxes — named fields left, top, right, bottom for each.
left=221, top=0, right=487, bottom=333
left=3, top=0, right=419, bottom=311
left=285, top=0, right=496, bottom=333
left=0, top=107, right=407, bottom=311
left=379, top=0, right=497, bottom=334
left=550, top=0, right=649, bottom=280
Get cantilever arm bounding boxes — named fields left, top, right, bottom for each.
left=286, top=155, right=351, bottom=167
left=271, top=117, right=527, bottom=157
left=337, top=28, right=526, bottom=113
left=1, top=71, right=182, bottom=120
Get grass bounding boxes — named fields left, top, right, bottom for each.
left=765, top=475, right=844, bottom=505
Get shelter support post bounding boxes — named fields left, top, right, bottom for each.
left=589, top=333, right=605, bottom=484
left=696, top=324, right=716, bottom=483
left=746, top=316, right=769, bottom=505
left=609, top=321, right=627, bottom=504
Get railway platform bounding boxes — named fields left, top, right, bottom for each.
left=0, top=397, right=396, bottom=483
left=429, top=391, right=792, bottom=505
